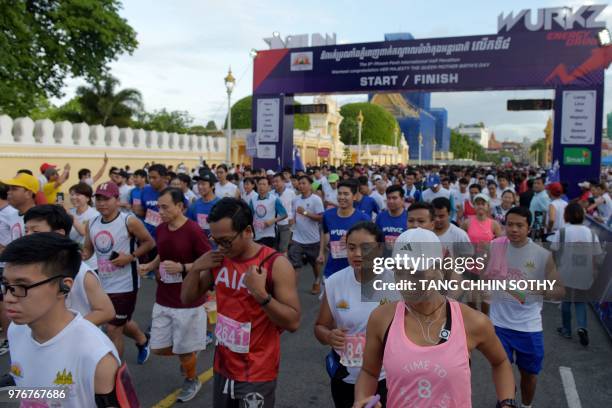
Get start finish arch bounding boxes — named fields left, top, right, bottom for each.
left=251, top=4, right=611, bottom=197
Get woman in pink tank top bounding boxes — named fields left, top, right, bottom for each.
left=462, top=193, right=503, bottom=315
left=353, top=228, right=516, bottom=408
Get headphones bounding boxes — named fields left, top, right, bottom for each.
left=58, top=279, right=71, bottom=295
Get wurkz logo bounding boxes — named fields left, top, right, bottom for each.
left=290, top=52, right=313, bottom=71
left=497, top=5, right=607, bottom=33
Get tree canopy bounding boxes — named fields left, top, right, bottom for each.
left=133, top=109, right=193, bottom=133
left=0, top=0, right=138, bottom=117
left=224, top=95, right=310, bottom=131
left=450, top=130, right=486, bottom=160
left=339, top=103, right=397, bottom=145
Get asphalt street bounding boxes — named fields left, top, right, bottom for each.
left=1, top=265, right=611, bottom=407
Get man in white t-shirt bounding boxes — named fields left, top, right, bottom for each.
left=432, top=197, right=472, bottom=258
left=369, top=175, right=387, bottom=211
left=588, top=182, right=612, bottom=225
left=2, top=233, right=122, bottom=408
left=273, top=173, right=296, bottom=255
left=214, top=164, right=240, bottom=199
left=421, top=175, right=451, bottom=203
left=288, top=175, right=325, bottom=295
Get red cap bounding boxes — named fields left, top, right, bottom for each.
left=546, top=182, right=563, bottom=197
left=95, top=182, right=120, bottom=198
left=39, top=163, right=56, bottom=173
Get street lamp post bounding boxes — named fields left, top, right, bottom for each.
left=224, top=67, right=236, bottom=165
left=433, top=138, right=437, bottom=164
left=418, top=132, right=423, bottom=166
left=357, top=110, right=364, bottom=163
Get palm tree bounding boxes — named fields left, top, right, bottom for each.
left=73, top=76, right=143, bottom=127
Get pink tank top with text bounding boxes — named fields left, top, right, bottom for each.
left=383, top=300, right=471, bottom=407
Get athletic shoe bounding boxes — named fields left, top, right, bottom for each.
left=556, top=327, right=571, bottom=339
left=0, top=339, right=9, bottom=356
left=136, top=333, right=151, bottom=364
left=311, top=282, right=321, bottom=295
left=0, top=372, right=16, bottom=392
left=577, top=328, right=589, bottom=346
left=176, top=378, right=202, bottom=402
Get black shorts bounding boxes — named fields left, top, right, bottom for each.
left=256, top=237, right=276, bottom=249
left=288, top=241, right=320, bottom=269
left=213, top=372, right=276, bottom=408
left=108, top=291, right=138, bottom=326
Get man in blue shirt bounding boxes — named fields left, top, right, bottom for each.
left=133, top=164, right=169, bottom=240
left=129, top=169, right=148, bottom=220
left=375, top=185, right=408, bottom=246
left=187, top=174, right=220, bottom=242
left=319, top=180, right=370, bottom=278
left=353, top=175, right=379, bottom=219
left=529, top=176, right=551, bottom=234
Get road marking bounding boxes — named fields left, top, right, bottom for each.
left=152, top=367, right=214, bottom=408
left=559, top=366, right=582, bottom=408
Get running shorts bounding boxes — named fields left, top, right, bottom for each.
left=495, top=326, right=544, bottom=375
left=213, top=372, right=276, bottom=408
left=108, top=291, right=138, bottom=326
left=288, top=241, right=320, bottom=269
left=150, top=303, right=207, bottom=354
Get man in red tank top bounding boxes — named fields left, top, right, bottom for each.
left=182, top=198, right=301, bottom=408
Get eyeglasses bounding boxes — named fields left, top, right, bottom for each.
left=1, top=275, right=65, bottom=298
left=211, top=231, right=242, bottom=248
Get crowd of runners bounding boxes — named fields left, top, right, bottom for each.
left=0, top=158, right=610, bottom=407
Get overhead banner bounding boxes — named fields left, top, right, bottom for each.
left=253, top=30, right=608, bottom=95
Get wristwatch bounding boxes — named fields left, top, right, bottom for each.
left=259, top=293, right=272, bottom=307
left=496, top=399, right=518, bottom=408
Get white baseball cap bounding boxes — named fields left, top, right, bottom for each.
left=266, top=169, right=275, bottom=176
left=373, top=174, right=383, bottom=182
left=472, top=193, right=490, bottom=204
left=578, top=181, right=590, bottom=189
left=392, top=228, right=444, bottom=271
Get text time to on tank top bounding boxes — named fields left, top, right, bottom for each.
left=212, top=246, right=281, bottom=383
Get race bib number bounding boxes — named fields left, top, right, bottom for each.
left=98, top=258, right=118, bottom=278
left=215, top=313, right=251, bottom=354
left=253, top=220, right=266, bottom=232
left=339, top=334, right=366, bottom=367
left=145, top=209, right=162, bottom=227
left=329, top=240, right=347, bottom=259
left=384, top=235, right=398, bottom=245
left=196, top=213, right=209, bottom=231
left=159, top=264, right=183, bottom=284
left=132, top=198, right=141, bottom=206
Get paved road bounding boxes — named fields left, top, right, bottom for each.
left=2, top=266, right=611, bottom=407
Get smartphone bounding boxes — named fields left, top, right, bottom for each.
left=109, top=251, right=119, bottom=261
left=56, top=192, right=64, bottom=205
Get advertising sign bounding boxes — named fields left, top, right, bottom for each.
left=561, top=90, right=596, bottom=145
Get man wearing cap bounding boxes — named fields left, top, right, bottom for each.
left=83, top=182, right=155, bottom=363
left=37, top=163, right=55, bottom=193
left=1, top=173, right=39, bottom=241
left=42, top=163, right=71, bottom=204
left=325, top=173, right=339, bottom=208
left=421, top=174, right=451, bottom=204
left=109, top=168, right=133, bottom=210
left=187, top=174, right=220, bottom=242
left=577, top=181, right=591, bottom=203
left=546, top=182, right=567, bottom=234
left=370, top=174, right=387, bottom=211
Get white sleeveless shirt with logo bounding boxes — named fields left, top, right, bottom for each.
left=88, top=212, right=138, bottom=294
left=8, top=312, right=120, bottom=408
left=251, top=193, right=280, bottom=240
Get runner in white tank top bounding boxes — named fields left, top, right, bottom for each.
left=353, top=228, right=516, bottom=408
left=1, top=233, right=122, bottom=408
left=82, top=182, right=156, bottom=361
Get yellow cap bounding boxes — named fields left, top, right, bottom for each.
left=2, top=173, right=39, bottom=194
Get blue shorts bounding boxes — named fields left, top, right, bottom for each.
left=495, top=326, right=544, bottom=375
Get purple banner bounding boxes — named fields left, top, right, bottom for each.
left=253, top=30, right=608, bottom=95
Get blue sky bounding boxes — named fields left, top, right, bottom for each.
left=55, top=0, right=612, bottom=142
